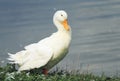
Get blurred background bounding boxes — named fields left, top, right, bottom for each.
left=0, top=0, right=120, bottom=76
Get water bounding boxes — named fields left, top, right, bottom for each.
left=0, top=0, right=120, bottom=75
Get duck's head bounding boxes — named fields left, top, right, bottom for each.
left=53, top=10, right=70, bottom=31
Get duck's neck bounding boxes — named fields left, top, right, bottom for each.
left=53, top=19, right=71, bottom=35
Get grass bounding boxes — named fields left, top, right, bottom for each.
left=0, top=64, right=120, bottom=81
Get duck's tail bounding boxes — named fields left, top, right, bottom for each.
left=7, top=50, right=27, bottom=65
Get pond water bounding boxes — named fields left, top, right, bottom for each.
left=0, top=0, right=120, bottom=76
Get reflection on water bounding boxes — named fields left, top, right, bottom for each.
left=0, top=0, right=120, bottom=75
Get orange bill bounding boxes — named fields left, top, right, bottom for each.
left=61, top=19, right=70, bottom=31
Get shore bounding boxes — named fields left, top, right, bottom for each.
left=0, top=64, right=120, bottom=81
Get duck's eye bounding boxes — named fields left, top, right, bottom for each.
left=61, top=14, right=63, bottom=16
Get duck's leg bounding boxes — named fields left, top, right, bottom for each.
left=42, top=68, right=48, bottom=75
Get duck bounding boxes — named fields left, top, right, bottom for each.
left=8, top=10, right=72, bottom=74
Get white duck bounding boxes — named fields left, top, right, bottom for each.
left=8, top=10, right=71, bottom=74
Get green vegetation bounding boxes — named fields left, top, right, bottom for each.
left=0, top=64, right=120, bottom=81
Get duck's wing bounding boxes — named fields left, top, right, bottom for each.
left=18, top=44, right=53, bottom=71
left=8, top=43, right=53, bottom=71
